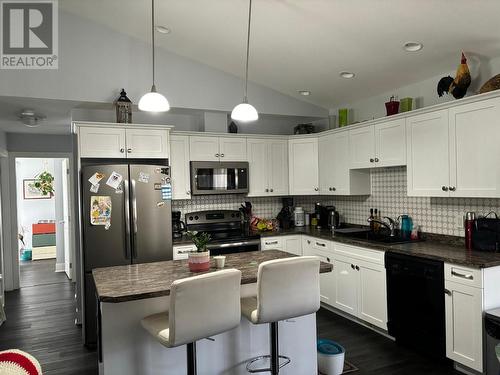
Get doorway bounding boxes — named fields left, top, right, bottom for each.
left=15, top=157, right=72, bottom=287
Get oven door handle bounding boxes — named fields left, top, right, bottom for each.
left=206, top=240, right=260, bottom=250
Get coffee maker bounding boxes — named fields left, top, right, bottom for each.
left=172, top=211, right=186, bottom=239
left=277, top=197, right=294, bottom=229
left=319, top=205, right=341, bottom=229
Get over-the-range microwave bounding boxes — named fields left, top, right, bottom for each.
left=190, top=161, right=249, bottom=195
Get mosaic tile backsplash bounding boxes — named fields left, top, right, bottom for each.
left=172, top=167, right=500, bottom=237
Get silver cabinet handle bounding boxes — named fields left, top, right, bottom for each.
left=120, top=148, right=125, bottom=153
left=351, top=264, right=355, bottom=269
left=314, top=187, right=319, bottom=191
left=215, top=153, right=220, bottom=157
left=449, top=186, right=456, bottom=191
left=177, top=250, right=193, bottom=254
left=127, top=148, right=132, bottom=153
left=123, top=179, right=131, bottom=259
left=307, top=240, right=311, bottom=244
left=316, top=242, right=326, bottom=247
left=265, top=188, right=269, bottom=192
left=270, top=188, right=273, bottom=192
left=374, top=157, right=379, bottom=162
left=332, top=187, right=336, bottom=191
left=131, top=179, right=138, bottom=258
left=186, top=191, right=191, bottom=195
left=444, top=289, right=452, bottom=296
left=370, top=158, right=374, bottom=162
left=329, top=187, right=332, bottom=191
left=355, top=265, right=360, bottom=271
left=326, top=257, right=331, bottom=263
left=266, top=241, right=279, bottom=245
left=220, top=153, right=225, bottom=157
left=442, top=186, right=449, bottom=191
left=451, top=270, right=473, bottom=280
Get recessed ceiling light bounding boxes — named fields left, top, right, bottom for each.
left=403, top=41, right=423, bottom=52
left=339, top=71, right=355, bottom=79
left=155, top=25, right=171, bottom=34
left=298, top=90, right=311, bottom=96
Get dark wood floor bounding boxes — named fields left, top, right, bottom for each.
left=1, top=259, right=98, bottom=374
left=2, top=260, right=460, bottom=374
left=317, top=308, right=460, bottom=375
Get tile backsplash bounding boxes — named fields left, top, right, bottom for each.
left=172, top=167, right=500, bottom=237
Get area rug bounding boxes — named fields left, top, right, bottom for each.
left=0, top=349, right=42, bottom=375
left=319, top=360, right=359, bottom=374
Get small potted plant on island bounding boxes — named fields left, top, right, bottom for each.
left=186, top=231, right=211, bottom=272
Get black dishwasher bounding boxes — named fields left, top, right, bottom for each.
left=385, top=252, right=446, bottom=359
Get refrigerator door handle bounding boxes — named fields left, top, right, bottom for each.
left=131, top=179, right=138, bottom=259
left=124, top=179, right=131, bottom=259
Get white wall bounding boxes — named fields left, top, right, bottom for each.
left=0, top=10, right=328, bottom=119
left=332, top=55, right=500, bottom=123
left=54, top=159, right=64, bottom=268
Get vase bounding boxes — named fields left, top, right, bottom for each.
left=188, top=250, right=211, bottom=272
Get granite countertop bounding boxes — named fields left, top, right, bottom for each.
left=260, top=227, right=500, bottom=269
left=93, top=250, right=333, bottom=303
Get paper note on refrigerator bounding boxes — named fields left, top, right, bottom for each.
left=88, top=172, right=105, bottom=187
left=105, top=171, right=123, bottom=190
left=90, top=183, right=100, bottom=193
left=138, top=172, right=150, bottom=184
left=90, top=196, right=112, bottom=226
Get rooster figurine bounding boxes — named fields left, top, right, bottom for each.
left=437, top=52, right=471, bottom=99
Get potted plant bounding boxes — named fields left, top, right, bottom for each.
left=186, top=231, right=211, bottom=272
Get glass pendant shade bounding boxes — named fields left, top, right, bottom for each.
left=231, top=102, right=258, bottom=122
left=138, top=85, right=170, bottom=112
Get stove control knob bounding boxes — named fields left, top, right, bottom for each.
left=189, top=216, right=194, bottom=221
left=231, top=213, right=235, bottom=217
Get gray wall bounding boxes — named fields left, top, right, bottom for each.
left=0, top=10, right=328, bottom=118
left=7, top=134, right=73, bottom=153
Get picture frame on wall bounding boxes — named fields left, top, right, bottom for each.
left=23, top=179, right=51, bottom=200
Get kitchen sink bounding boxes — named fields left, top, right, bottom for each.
left=337, top=229, right=422, bottom=245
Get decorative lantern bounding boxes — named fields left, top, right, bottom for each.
left=115, top=89, right=132, bottom=123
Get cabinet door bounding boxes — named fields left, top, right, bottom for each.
left=189, top=136, right=220, bottom=161
left=302, top=239, right=334, bottom=304
left=247, top=139, right=270, bottom=196
left=318, top=134, right=336, bottom=194
left=406, top=110, right=450, bottom=197
left=125, top=129, right=169, bottom=159
left=268, top=140, right=289, bottom=196
left=288, top=138, right=319, bottom=195
left=445, top=280, right=483, bottom=372
left=79, top=126, right=126, bottom=158
left=283, top=235, right=302, bottom=256
left=170, top=135, right=191, bottom=200
left=449, top=97, right=500, bottom=198
left=375, top=118, right=406, bottom=167
left=219, top=137, right=247, bottom=161
left=173, top=245, right=196, bottom=260
left=349, top=126, right=375, bottom=169
left=358, top=261, right=387, bottom=330
left=332, top=255, right=358, bottom=315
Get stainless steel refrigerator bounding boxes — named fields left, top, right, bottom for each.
left=81, top=163, right=172, bottom=346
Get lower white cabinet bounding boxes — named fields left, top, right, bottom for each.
left=302, top=236, right=335, bottom=304
left=261, top=235, right=302, bottom=255
left=173, top=244, right=196, bottom=260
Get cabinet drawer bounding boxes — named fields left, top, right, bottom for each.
left=445, top=263, right=482, bottom=289
left=173, top=245, right=196, bottom=260
left=303, top=237, right=332, bottom=252
left=261, top=237, right=283, bottom=251
left=333, top=243, right=384, bottom=265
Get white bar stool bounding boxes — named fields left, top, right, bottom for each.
left=141, top=269, right=242, bottom=375
left=241, top=256, right=321, bottom=374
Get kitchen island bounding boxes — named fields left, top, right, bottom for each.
left=93, top=250, right=333, bottom=375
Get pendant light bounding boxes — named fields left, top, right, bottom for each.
left=138, top=0, right=170, bottom=112
left=231, top=0, right=258, bottom=122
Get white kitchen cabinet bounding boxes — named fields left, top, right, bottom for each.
left=357, top=259, right=388, bottom=329
left=261, top=237, right=283, bottom=251
left=170, top=135, right=191, bottom=200
left=349, top=119, right=406, bottom=169
left=332, top=255, right=358, bottom=316
left=79, top=126, right=127, bottom=158
left=261, top=235, right=302, bottom=255
left=406, top=109, right=450, bottom=197
left=189, top=136, right=220, bottom=161
left=189, top=136, right=247, bottom=161
left=448, top=97, right=500, bottom=197
left=173, top=244, right=196, bottom=260
left=444, top=280, right=483, bottom=372
left=125, top=129, right=169, bottom=159
left=319, top=131, right=370, bottom=195
left=247, top=139, right=288, bottom=197
left=289, top=138, right=319, bottom=195
left=302, top=237, right=335, bottom=304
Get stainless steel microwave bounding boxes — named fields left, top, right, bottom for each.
left=190, top=161, right=249, bottom=195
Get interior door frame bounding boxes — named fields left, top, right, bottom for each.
left=7, top=152, right=76, bottom=290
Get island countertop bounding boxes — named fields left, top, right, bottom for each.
left=92, top=250, right=333, bottom=303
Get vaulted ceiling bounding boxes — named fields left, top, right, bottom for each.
left=61, top=0, right=500, bottom=109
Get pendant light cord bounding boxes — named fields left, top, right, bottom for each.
left=243, top=0, right=252, bottom=102
left=151, top=0, right=156, bottom=89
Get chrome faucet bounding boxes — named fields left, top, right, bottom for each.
left=367, top=216, right=398, bottom=237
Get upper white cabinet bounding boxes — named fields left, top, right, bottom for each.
left=319, top=131, right=370, bottom=195
left=78, top=125, right=169, bottom=159
left=170, top=135, right=191, bottom=200
left=448, top=97, right=500, bottom=197
left=189, top=136, right=247, bottom=161
left=289, top=138, right=319, bottom=195
left=406, top=109, right=450, bottom=197
left=125, top=129, right=170, bottom=159
left=407, top=97, right=500, bottom=197
left=247, top=139, right=288, bottom=197
left=349, top=119, right=406, bottom=169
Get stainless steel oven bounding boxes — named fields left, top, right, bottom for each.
left=190, top=161, right=249, bottom=195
